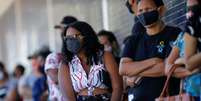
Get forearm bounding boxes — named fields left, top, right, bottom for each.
left=119, top=58, right=156, bottom=76
left=175, top=58, right=185, bottom=65
left=172, top=67, right=191, bottom=78
left=139, top=62, right=164, bottom=77
left=185, top=53, right=201, bottom=70
left=111, top=75, right=123, bottom=101
left=173, top=67, right=200, bottom=78
left=166, top=47, right=180, bottom=65
left=111, top=87, right=123, bottom=101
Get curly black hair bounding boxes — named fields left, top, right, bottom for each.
left=61, top=21, right=104, bottom=65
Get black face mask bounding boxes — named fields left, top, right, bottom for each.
left=187, top=5, right=201, bottom=20
left=125, top=0, right=134, bottom=14
left=65, top=37, right=81, bottom=54
left=137, top=10, right=159, bottom=26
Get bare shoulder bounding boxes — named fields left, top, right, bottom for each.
left=103, top=51, right=114, bottom=59
left=103, top=51, right=117, bottom=64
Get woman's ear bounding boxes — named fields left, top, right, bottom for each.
left=158, top=6, right=166, bottom=17
left=130, top=0, right=135, bottom=4
left=130, top=0, right=138, bottom=14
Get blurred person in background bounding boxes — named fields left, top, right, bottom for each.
left=18, top=50, right=45, bottom=101
left=5, top=64, right=25, bottom=101
left=44, top=16, right=77, bottom=101
left=31, top=46, right=51, bottom=101
left=55, top=16, right=78, bottom=38
left=98, top=30, right=120, bottom=64
left=13, top=64, right=25, bottom=79
left=59, top=21, right=123, bottom=101
left=0, top=62, right=9, bottom=101
left=45, top=53, right=63, bottom=101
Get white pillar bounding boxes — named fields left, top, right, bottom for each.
left=15, top=0, right=23, bottom=59
left=102, top=0, right=109, bottom=30
left=46, top=0, right=56, bottom=51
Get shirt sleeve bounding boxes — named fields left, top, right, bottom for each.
left=132, top=20, right=145, bottom=36
left=173, top=32, right=184, bottom=50
left=7, top=79, right=18, bottom=92
left=18, top=76, right=28, bottom=87
left=121, top=36, right=136, bottom=59
left=164, top=26, right=182, bottom=58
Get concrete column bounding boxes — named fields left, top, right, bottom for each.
left=14, top=0, right=23, bottom=61
left=102, top=0, right=109, bottom=30
left=46, top=0, right=56, bottom=51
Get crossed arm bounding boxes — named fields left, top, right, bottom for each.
left=119, top=57, right=165, bottom=77
left=165, top=46, right=193, bottom=78
left=165, top=35, right=200, bottom=78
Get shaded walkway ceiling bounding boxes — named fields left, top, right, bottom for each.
left=0, top=0, right=14, bottom=18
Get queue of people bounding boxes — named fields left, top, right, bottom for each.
left=120, top=0, right=201, bottom=101
left=0, top=0, right=200, bottom=101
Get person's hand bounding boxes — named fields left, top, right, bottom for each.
left=191, top=68, right=200, bottom=74
left=174, top=58, right=185, bottom=65
left=165, top=64, right=173, bottom=76
left=124, top=76, right=140, bottom=87
left=173, top=67, right=192, bottom=78
left=125, top=76, right=136, bottom=87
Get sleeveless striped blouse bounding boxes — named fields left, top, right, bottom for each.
left=68, top=55, right=108, bottom=93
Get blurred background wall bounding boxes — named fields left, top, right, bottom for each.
left=0, top=0, right=186, bottom=73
